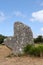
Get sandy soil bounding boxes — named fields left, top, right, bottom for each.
left=0, top=45, right=12, bottom=58
left=0, top=45, right=43, bottom=65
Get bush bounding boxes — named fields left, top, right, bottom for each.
left=23, top=44, right=33, bottom=54
left=29, top=46, right=40, bottom=57
left=38, top=45, right=43, bottom=57
left=23, top=44, right=43, bottom=57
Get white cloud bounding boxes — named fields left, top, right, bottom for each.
left=0, top=11, right=6, bottom=22
left=13, top=11, right=26, bottom=18
left=33, top=32, right=39, bottom=38
left=33, top=33, right=37, bottom=38
left=39, top=27, right=43, bottom=36
left=30, top=18, right=34, bottom=22
left=41, top=27, right=43, bottom=32
left=33, top=33, right=43, bottom=38
left=0, top=11, right=26, bottom=22
left=30, top=10, right=43, bottom=22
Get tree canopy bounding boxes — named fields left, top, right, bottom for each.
left=34, top=35, right=43, bottom=43
left=0, top=34, right=7, bottom=44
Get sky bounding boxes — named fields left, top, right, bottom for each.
left=0, top=0, right=43, bottom=37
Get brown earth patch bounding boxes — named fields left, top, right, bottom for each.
left=0, top=45, right=43, bottom=65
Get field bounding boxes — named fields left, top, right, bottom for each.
left=0, top=44, right=43, bottom=65
left=35, top=43, right=43, bottom=47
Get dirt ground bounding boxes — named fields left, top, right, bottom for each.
left=0, top=45, right=43, bottom=65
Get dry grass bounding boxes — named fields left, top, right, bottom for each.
left=0, top=45, right=43, bottom=65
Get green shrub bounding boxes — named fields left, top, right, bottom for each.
left=23, top=44, right=43, bottom=57
left=23, top=44, right=33, bottom=54
left=38, top=45, right=43, bottom=57
left=29, top=46, right=40, bottom=57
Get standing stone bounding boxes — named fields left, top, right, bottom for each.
left=4, top=21, right=33, bottom=55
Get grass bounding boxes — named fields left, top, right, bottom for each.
left=35, top=43, right=43, bottom=47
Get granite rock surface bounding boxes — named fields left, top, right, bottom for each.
left=4, top=22, right=33, bottom=55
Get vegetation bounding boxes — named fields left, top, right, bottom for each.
left=0, top=34, right=43, bottom=57
left=34, top=35, right=43, bottom=43
left=23, top=44, right=33, bottom=54
left=0, top=34, right=7, bottom=44
left=23, top=44, right=43, bottom=57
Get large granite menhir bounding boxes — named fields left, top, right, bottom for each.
left=4, top=22, right=33, bottom=55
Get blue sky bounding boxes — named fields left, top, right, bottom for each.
left=0, top=0, right=43, bottom=37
